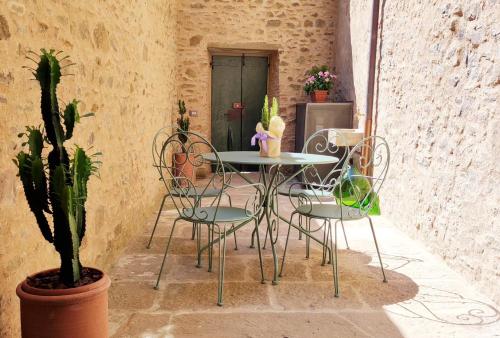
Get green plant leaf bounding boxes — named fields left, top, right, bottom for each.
left=270, top=97, right=279, bottom=118
left=17, top=151, right=53, bottom=242
left=71, top=146, right=94, bottom=240
left=36, top=49, right=63, bottom=146
left=31, top=157, right=50, bottom=212
left=26, top=127, right=44, bottom=158
left=63, top=100, right=79, bottom=140
left=261, top=95, right=270, bottom=130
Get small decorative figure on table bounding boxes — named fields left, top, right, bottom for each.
left=251, top=95, right=285, bottom=157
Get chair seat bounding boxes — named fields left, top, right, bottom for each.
left=296, top=203, right=364, bottom=220
left=278, top=186, right=332, bottom=198
left=171, top=187, right=222, bottom=198
left=181, top=206, right=254, bottom=223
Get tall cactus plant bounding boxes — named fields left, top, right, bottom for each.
left=260, top=95, right=279, bottom=130
left=14, top=49, right=99, bottom=286
left=176, top=99, right=190, bottom=149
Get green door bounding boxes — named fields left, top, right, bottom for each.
left=211, top=55, right=268, bottom=158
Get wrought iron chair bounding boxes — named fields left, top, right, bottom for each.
left=276, top=128, right=351, bottom=262
left=146, top=127, right=238, bottom=251
left=280, top=136, right=390, bottom=297
left=154, top=131, right=265, bottom=306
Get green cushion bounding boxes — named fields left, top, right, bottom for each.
left=181, top=206, right=253, bottom=223
left=278, top=186, right=332, bottom=198
left=296, top=204, right=363, bottom=220
left=171, top=187, right=222, bottom=198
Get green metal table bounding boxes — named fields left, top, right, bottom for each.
left=203, top=151, right=339, bottom=284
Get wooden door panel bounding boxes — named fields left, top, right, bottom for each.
left=242, top=56, right=268, bottom=151
left=211, top=56, right=242, bottom=151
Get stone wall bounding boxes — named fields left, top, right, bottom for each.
left=175, top=0, right=337, bottom=151
left=337, top=0, right=500, bottom=304
left=0, top=1, right=177, bottom=336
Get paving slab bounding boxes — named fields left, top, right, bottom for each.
left=170, top=312, right=368, bottom=338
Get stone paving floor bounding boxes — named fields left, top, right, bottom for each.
left=108, top=181, right=500, bottom=338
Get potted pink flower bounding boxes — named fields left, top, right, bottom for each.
left=303, top=65, right=337, bottom=103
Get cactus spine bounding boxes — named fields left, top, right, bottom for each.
left=14, top=49, right=98, bottom=286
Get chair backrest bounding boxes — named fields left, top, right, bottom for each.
left=159, top=131, right=228, bottom=222
left=339, top=135, right=390, bottom=217
left=302, top=128, right=350, bottom=186
left=152, top=127, right=171, bottom=178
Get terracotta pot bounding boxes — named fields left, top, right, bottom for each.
left=311, top=90, right=329, bottom=103
left=173, top=152, right=196, bottom=186
left=16, top=268, right=110, bottom=338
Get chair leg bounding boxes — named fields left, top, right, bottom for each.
left=217, top=224, right=227, bottom=306
left=263, top=222, right=268, bottom=250
left=227, top=194, right=238, bottom=250
left=254, top=218, right=265, bottom=283
left=341, top=220, right=350, bottom=249
left=321, top=219, right=328, bottom=266
left=191, top=223, right=196, bottom=240
left=231, top=224, right=238, bottom=250
left=196, top=223, right=202, bottom=268
left=368, top=216, right=387, bottom=283
left=279, top=212, right=295, bottom=277
left=329, top=219, right=339, bottom=297
left=298, top=215, right=303, bottom=240
left=191, top=197, right=198, bottom=240
left=147, top=194, right=167, bottom=249
left=326, top=225, right=332, bottom=264
left=305, top=217, right=310, bottom=259
left=208, top=224, right=214, bottom=272
left=154, top=218, right=179, bottom=290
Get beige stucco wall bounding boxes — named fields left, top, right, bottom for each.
left=0, top=1, right=177, bottom=336
left=175, top=0, right=337, bottom=151
left=334, top=0, right=372, bottom=128
left=337, top=0, right=500, bottom=304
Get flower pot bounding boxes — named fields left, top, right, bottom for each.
left=16, top=268, right=110, bottom=338
left=311, top=90, right=329, bottom=103
left=259, top=138, right=282, bottom=158
left=173, top=152, right=196, bottom=187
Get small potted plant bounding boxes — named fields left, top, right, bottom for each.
left=251, top=95, right=285, bottom=157
left=174, top=99, right=195, bottom=185
left=303, top=65, right=337, bottom=103
left=14, top=49, right=108, bottom=338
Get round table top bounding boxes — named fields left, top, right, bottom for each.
left=202, top=151, right=339, bottom=166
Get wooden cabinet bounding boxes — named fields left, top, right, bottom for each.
left=295, top=102, right=353, bottom=152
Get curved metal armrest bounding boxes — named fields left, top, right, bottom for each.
left=288, top=181, right=336, bottom=194
left=224, top=182, right=266, bottom=216
left=224, top=182, right=265, bottom=191
left=287, top=181, right=336, bottom=211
